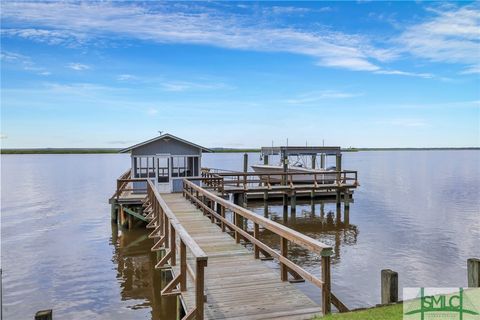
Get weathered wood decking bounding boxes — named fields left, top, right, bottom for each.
left=112, top=173, right=348, bottom=319
left=163, top=193, right=322, bottom=319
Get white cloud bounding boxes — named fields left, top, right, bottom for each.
left=1, top=50, right=50, bottom=76
left=67, top=63, right=90, bottom=71
left=397, top=4, right=480, bottom=71
left=285, top=90, right=362, bottom=104
left=160, top=80, right=230, bottom=92
left=0, top=2, right=391, bottom=73
left=117, top=74, right=137, bottom=81
left=375, top=69, right=434, bottom=78
left=460, top=65, right=480, bottom=75
left=2, top=2, right=478, bottom=77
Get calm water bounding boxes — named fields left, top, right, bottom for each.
left=1, top=151, right=479, bottom=319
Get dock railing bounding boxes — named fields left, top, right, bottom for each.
left=183, top=178, right=349, bottom=314
left=201, top=169, right=358, bottom=193
left=144, top=179, right=208, bottom=320
left=115, top=169, right=133, bottom=200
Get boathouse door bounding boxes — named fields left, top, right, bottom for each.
left=155, top=155, right=172, bottom=193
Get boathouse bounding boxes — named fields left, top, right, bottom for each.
left=120, top=133, right=212, bottom=193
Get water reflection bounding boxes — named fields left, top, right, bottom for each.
left=248, top=199, right=359, bottom=266
left=111, top=224, right=177, bottom=319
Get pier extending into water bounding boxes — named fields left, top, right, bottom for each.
left=109, top=169, right=352, bottom=319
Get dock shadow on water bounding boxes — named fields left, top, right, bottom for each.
left=110, top=224, right=178, bottom=319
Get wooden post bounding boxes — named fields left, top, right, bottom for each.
left=344, top=189, right=350, bottom=210
left=243, top=153, right=248, bottom=187
left=170, top=225, right=176, bottom=266
left=344, top=204, right=350, bottom=226
left=321, top=255, right=331, bottom=315
left=111, top=204, right=117, bottom=223
left=320, top=153, right=325, bottom=169
left=336, top=190, right=341, bottom=210
left=209, top=199, right=215, bottom=223
left=128, top=213, right=133, bottom=229
left=336, top=153, right=342, bottom=184
left=233, top=193, right=239, bottom=205
left=264, top=154, right=269, bottom=165
left=234, top=213, right=240, bottom=243
left=164, top=216, right=169, bottom=249
left=263, top=201, right=269, bottom=218
left=467, top=258, right=480, bottom=287
left=237, top=193, right=244, bottom=207
left=180, top=240, right=187, bottom=291
left=280, top=237, right=288, bottom=281
left=253, top=223, right=260, bottom=259
left=381, top=269, right=398, bottom=304
left=243, top=153, right=248, bottom=172
left=195, top=260, right=207, bottom=320
left=291, top=192, right=296, bottom=215
left=312, top=154, right=316, bottom=169
left=35, top=310, right=52, bottom=320
left=216, top=203, right=224, bottom=230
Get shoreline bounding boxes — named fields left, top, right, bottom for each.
left=0, top=147, right=479, bottom=154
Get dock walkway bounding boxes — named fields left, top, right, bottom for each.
left=162, top=193, right=322, bottom=320
left=112, top=175, right=349, bottom=320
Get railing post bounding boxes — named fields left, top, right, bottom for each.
left=209, top=199, right=215, bottom=223
left=220, top=206, right=226, bottom=232
left=233, top=212, right=239, bottom=243
left=280, top=237, right=288, bottom=281
left=321, top=254, right=332, bottom=315
left=180, top=240, right=187, bottom=291
left=254, top=223, right=260, bottom=259
left=196, top=259, right=207, bottom=320
left=164, top=216, right=169, bottom=248
left=170, top=224, right=176, bottom=266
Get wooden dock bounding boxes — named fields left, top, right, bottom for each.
left=110, top=172, right=350, bottom=319
left=163, top=193, right=322, bottom=319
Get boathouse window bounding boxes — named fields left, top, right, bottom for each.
left=171, top=156, right=199, bottom=177
left=133, top=156, right=156, bottom=178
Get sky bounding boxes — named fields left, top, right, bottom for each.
left=1, top=1, right=479, bottom=148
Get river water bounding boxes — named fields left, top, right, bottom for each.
left=1, top=151, right=479, bottom=319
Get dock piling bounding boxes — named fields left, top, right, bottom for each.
left=110, top=204, right=118, bottom=223
left=381, top=269, right=398, bottom=304
left=35, top=310, right=52, bottom=320
left=321, top=255, right=332, bottom=315
left=291, top=192, right=296, bottom=215
left=468, top=258, right=480, bottom=287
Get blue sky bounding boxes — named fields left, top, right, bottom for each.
left=1, top=1, right=479, bottom=148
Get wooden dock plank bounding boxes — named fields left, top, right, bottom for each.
left=162, top=193, right=322, bottom=320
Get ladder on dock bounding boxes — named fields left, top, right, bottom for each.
left=141, top=179, right=348, bottom=320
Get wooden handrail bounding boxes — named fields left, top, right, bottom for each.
left=147, top=180, right=207, bottom=260
left=182, top=178, right=346, bottom=314
left=184, top=179, right=332, bottom=253
left=143, top=179, right=207, bottom=320
left=198, top=169, right=358, bottom=192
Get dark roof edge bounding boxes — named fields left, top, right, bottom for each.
left=119, top=133, right=213, bottom=153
